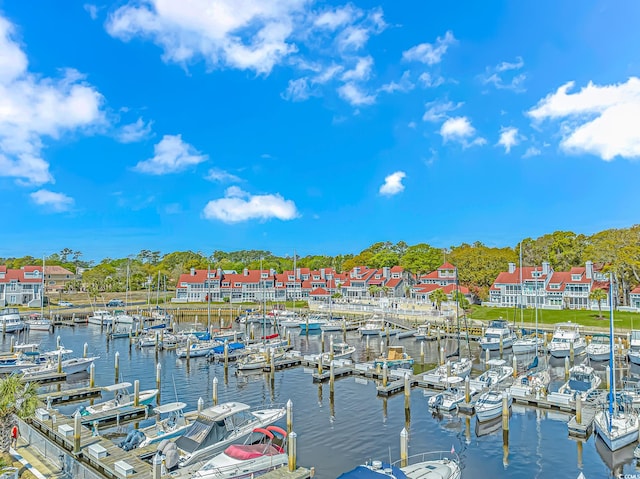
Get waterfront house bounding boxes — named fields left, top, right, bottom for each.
left=43, top=265, right=76, bottom=293
left=0, top=266, right=45, bottom=306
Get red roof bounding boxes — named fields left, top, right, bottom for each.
left=631, top=286, right=640, bottom=294
left=413, top=284, right=441, bottom=293
left=309, top=288, right=329, bottom=296
left=390, top=266, right=403, bottom=272
left=442, top=284, right=469, bottom=294
left=385, top=278, right=402, bottom=288
left=177, top=269, right=221, bottom=286
left=493, top=267, right=549, bottom=285
left=591, top=281, right=610, bottom=291
left=438, top=262, right=456, bottom=270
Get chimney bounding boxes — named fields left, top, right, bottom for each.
left=586, top=261, right=593, bottom=280
left=508, top=263, right=516, bottom=274
left=320, top=268, right=326, bottom=280
left=383, top=267, right=390, bottom=279
left=217, top=268, right=222, bottom=277
left=190, top=267, right=196, bottom=276
left=243, top=268, right=249, bottom=276
left=542, top=262, right=550, bottom=275
left=295, top=268, right=300, bottom=280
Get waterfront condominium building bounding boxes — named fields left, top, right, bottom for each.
left=0, top=266, right=45, bottom=307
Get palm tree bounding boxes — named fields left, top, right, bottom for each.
left=0, top=375, right=38, bottom=452
left=590, top=288, right=608, bottom=319
left=368, top=285, right=381, bottom=298
left=430, top=289, right=448, bottom=310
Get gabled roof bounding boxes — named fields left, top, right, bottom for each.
left=493, top=267, right=549, bottom=285
left=45, top=265, right=74, bottom=275
left=631, top=286, right=640, bottom=294
left=442, top=284, right=469, bottom=294
left=438, top=262, right=456, bottom=270
left=309, top=288, right=329, bottom=296
left=385, top=278, right=402, bottom=288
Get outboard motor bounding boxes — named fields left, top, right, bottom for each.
left=120, top=430, right=145, bottom=451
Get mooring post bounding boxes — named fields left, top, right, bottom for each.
left=197, top=397, right=204, bottom=413
left=404, top=373, right=410, bottom=411
left=499, top=336, right=504, bottom=357
left=152, top=452, right=162, bottom=479
left=576, top=393, right=582, bottom=425
left=329, top=336, right=335, bottom=362
left=57, top=335, right=61, bottom=350
left=186, top=337, right=191, bottom=363
left=485, top=348, right=490, bottom=369
left=465, top=376, right=470, bottom=403
left=213, top=377, right=218, bottom=406
left=270, top=349, right=276, bottom=376
left=564, top=356, right=570, bottom=380
left=83, top=342, right=88, bottom=358
left=288, top=431, right=297, bottom=472
left=382, top=362, right=388, bottom=388
left=420, top=341, right=425, bottom=363
left=156, top=363, right=161, bottom=406
left=440, top=347, right=445, bottom=366
left=250, top=324, right=254, bottom=341
left=321, top=331, right=325, bottom=353
left=224, top=341, right=229, bottom=371
left=286, top=399, right=293, bottom=435
left=73, top=411, right=81, bottom=454
left=57, top=350, right=62, bottom=374
left=89, top=363, right=95, bottom=388
left=400, top=427, right=408, bottom=468
left=133, top=379, right=140, bottom=407
left=114, top=351, right=120, bottom=383
left=446, top=360, right=451, bottom=378
left=10, top=337, right=14, bottom=353
left=570, top=342, right=575, bottom=365
left=512, top=356, right=518, bottom=378
left=502, top=392, right=510, bottom=432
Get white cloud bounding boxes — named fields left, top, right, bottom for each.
left=422, top=100, right=462, bottom=122
left=440, top=116, right=486, bottom=147
left=205, top=168, right=242, bottom=183
left=481, top=56, right=526, bottom=92
left=523, top=146, right=541, bottom=158
left=528, top=77, right=640, bottom=160
left=418, top=72, right=445, bottom=88
left=203, top=186, right=298, bottom=223
left=379, top=171, right=406, bottom=196
left=340, top=56, right=373, bottom=82
left=402, top=31, right=456, bottom=65
left=497, top=126, right=521, bottom=153
left=30, top=189, right=74, bottom=212
left=117, top=117, right=153, bottom=143
left=282, top=77, right=311, bottom=101
left=0, top=16, right=106, bottom=186
left=337, top=82, right=376, bottom=106
left=379, top=70, right=414, bottom=94
left=84, top=4, right=99, bottom=20
left=134, top=134, right=207, bottom=174
left=314, top=5, right=361, bottom=30
left=407, top=121, right=416, bottom=129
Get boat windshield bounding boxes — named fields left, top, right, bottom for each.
left=568, top=373, right=593, bottom=391
left=175, top=418, right=231, bottom=453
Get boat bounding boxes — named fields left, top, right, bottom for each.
left=547, top=322, right=586, bottom=358
left=511, top=245, right=545, bottom=355
left=23, top=347, right=99, bottom=377
left=509, top=357, right=551, bottom=399
left=298, top=315, right=327, bottom=332
left=127, top=402, right=191, bottom=449
left=478, top=319, right=516, bottom=351
left=236, top=349, right=286, bottom=371
left=338, top=451, right=461, bottom=479
left=471, top=359, right=514, bottom=390
left=0, top=351, right=46, bottom=374
left=422, top=357, right=472, bottom=385
left=586, top=334, right=611, bottom=362
left=319, top=318, right=348, bottom=332
left=556, top=363, right=602, bottom=400
left=428, top=377, right=475, bottom=411
left=475, top=390, right=512, bottom=422
left=594, top=278, right=640, bottom=452
left=308, top=342, right=356, bottom=364
left=176, top=341, right=219, bottom=358
left=108, top=324, right=135, bottom=340
left=193, top=426, right=288, bottom=479
left=81, top=382, right=158, bottom=415
left=358, top=316, right=385, bottom=336
left=374, top=346, right=414, bottom=369
left=628, top=330, right=640, bottom=365
left=172, top=402, right=286, bottom=468
left=413, top=323, right=431, bottom=340
left=25, top=314, right=53, bottom=332
left=88, top=310, right=115, bottom=326
left=210, top=342, right=247, bottom=361
left=0, top=308, right=26, bottom=333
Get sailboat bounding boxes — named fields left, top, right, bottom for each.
left=512, top=245, right=544, bottom=355
left=593, top=274, right=639, bottom=451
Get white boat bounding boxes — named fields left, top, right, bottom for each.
left=114, top=311, right=137, bottom=325
left=628, top=330, right=640, bottom=365
left=358, top=317, right=385, bottom=336
left=25, top=315, right=53, bottom=332
left=0, top=351, right=46, bottom=374
left=428, top=377, right=474, bottom=411
left=338, top=451, right=461, bottom=479
left=557, top=363, right=601, bottom=400
left=422, top=358, right=472, bottom=385
left=478, top=319, right=516, bottom=351
left=586, top=334, right=611, bottom=362
left=471, top=359, right=514, bottom=390
left=413, top=323, right=431, bottom=340
left=548, top=322, right=586, bottom=358
left=237, top=349, right=286, bottom=371
left=176, top=341, right=219, bottom=358
left=298, top=315, right=328, bottom=332
left=193, top=426, right=288, bottom=479
left=130, top=402, right=191, bottom=449
left=319, top=319, right=347, bottom=332
left=308, top=342, right=355, bottom=364
left=82, top=382, right=158, bottom=415
left=594, top=282, right=640, bottom=452
left=475, top=391, right=512, bottom=422
left=512, top=335, right=544, bottom=355
left=509, top=358, right=551, bottom=399
left=173, top=402, right=286, bottom=468
left=278, top=317, right=300, bottom=328
left=0, top=308, right=25, bottom=333
left=88, top=310, right=115, bottom=326
left=23, top=348, right=99, bottom=377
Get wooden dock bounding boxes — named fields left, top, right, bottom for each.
left=567, top=406, right=597, bottom=438
left=22, top=371, right=67, bottom=384
left=260, top=467, right=313, bottom=479
left=39, top=386, right=103, bottom=405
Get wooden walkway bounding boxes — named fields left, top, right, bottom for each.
left=38, top=386, right=103, bottom=404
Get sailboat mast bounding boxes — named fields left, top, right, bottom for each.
left=41, top=255, right=45, bottom=318
left=519, top=243, right=524, bottom=327
left=207, top=265, right=211, bottom=331
left=608, top=273, right=615, bottom=425
left=455, top=267, right=460, bottom=355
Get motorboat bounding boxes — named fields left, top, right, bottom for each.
left=307, top=342, right=355, bottom=364
left=478, top=320, right=516, bottom=351
left=88, top=310, right=115, bottom=326
left=470, top=359, right=514, bottom=390
left=0, top=308, right=25, bottom=333
left=25, top=314, right=53, bottom=332
left=193, top=426, right=288, bottom=479
left=509, top=359, right=551, bottom=399
left=209, top=342, right=246, bottom=361
left=628, top=330, right=640, bottom=365
left=21, top=347, right=98, bottom=377
left=594, top=286, right=640, bottom=452
left=176, top=341, right=219, bottom=358
left=512, top=334, right=544, bottom=355
left=173, top=402, right=286, bottom=468
left=0, top=351, right=46, bottom=374
left=128, top=402, right=191, bottom=449
left=358, top=317, right=385, bottom=336
left=236, top=349, right=285, bottom=371
left=298, top=315, right=328, bottom=332
left=422, top=358, right=472, bottom=386
left=547, top=322, right=586, bottom=358
left=374, top=346, right=414, bottom=369
left=428, top=377, right=475, bottom=411
left=556, top=363, right=601, bottom=400
left=475, top=390, right=512, bottom=422
left=338, top=451, right=461, bottom=479
left=319, top=318, right=348, bottom=332
left=81, top=382, right=158, bottom=415
left=586, top=334, right=611, bottom=362
left=413, top=323, right=431, bottom=340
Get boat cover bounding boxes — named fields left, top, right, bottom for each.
left=337, top=464, right=408, bottom=479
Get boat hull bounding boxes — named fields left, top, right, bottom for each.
left=549, top=343, right=586, bottom=358
left=594, top=411, right=640, bottom=451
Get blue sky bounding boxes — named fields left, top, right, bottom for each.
left=1, top=1, right=639, bottom=261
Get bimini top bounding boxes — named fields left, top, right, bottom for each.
left=153, top=402, right=187, bottom=414
left=338, top=462, right=408, bottom=479
left=200, top=402, right=250, bottom=420
left=103, top=382, right=132, bottom=392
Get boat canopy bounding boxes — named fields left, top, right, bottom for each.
left=175, top=416, right=233, bottom=454
left=104, top=382, right=132, bottom=391
left=201, top=402, right=250, bottom=420
left=153, top=402, right=187, bottom=414
left=337, top=464, right=408, bottom=479
left=486, top=359, right=506, bottom=367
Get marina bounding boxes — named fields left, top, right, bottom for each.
left=3, top=315, right=640, bottom=478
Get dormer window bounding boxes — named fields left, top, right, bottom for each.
left=571, top=274, right=581, bottom=281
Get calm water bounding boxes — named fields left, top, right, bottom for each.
left=5, top=324, right=639, bottom=479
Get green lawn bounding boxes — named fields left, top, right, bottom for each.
left=468, top=305, right=640, bottom=331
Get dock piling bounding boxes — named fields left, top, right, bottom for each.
left=10, top=337, right=14, bottom=353
left=499, top=336, right=504, bottom=357
left=404, top=373, right=410, bottom=411
left=286, top=399, right=293, bottom=435
left=197, top=397, right=204, bottom=413
left=420, top=341, right=425, bottom=363
left=152, top=452, right=162, bottom=479
left=288, top=431, right=297, bottom=472
left=464, top=376, right=470, bottom=403
left=57, top=350, right=62, bottom=374
left=501, top=393, right=509, bottom=432
left=321, top=331, right=325, bottom=352
left=440, top=347, right=445, bottom=366
left=512, top=356, right=517, bottom=378
left=89, top=363, right=95, bottom=388
left=400, top=428, right=408, bottom=468
left=186, top=337, right=191, bottom=363
left=73, top=411, right=81, bottom=454
left=576, top=393, right=582, bottom=425
left=57, top=335, right=61, bottom=349
left=213, top=377, right=218, bottom=406
left=570, top=342, right=575, bottom=364
left=446, top=360, right=451, bottom=378
left=382, top=362, right=388, bottom=388
left=485, top=348, right=490, bottom=369
left=330, top=360, right=335, bottom=394
left=133, top=380, right=140, bottom=407
left=330, top=337, right=334, bottom=362
left=156, top=363, right=161, bottom=406
left=83, top=342, right=88, bottom=358
left=317, top=353, right=323, bottom=376
left=114, top=351, right=120, bottom=383
left=564, top=357, right=570, bottom=379
left=224, top=341, right=229, bottom=371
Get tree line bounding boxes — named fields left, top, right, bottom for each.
left=1, top=225, right=639, bottom=303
